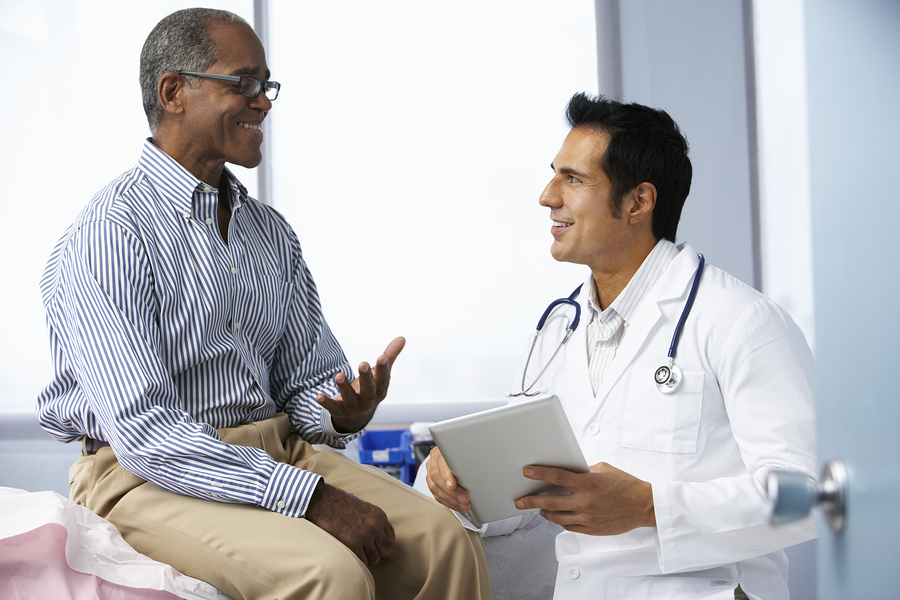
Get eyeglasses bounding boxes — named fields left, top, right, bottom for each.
left=177, top=71, right=281, bottom=101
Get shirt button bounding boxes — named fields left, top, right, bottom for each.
left=205, top=217, right=214, bottom=225
left=602, top=340, right=612, bottom=348
left=588, top=423, right=600, bottom=436
left=231, top=266, right=238, bottom=274
left=276, top=499, right=286, bottom=509
left=182, top=211, right=190, bottom=220
left=233, top=321, right=240, bottom=330
left=566, top=566, right=580, bottom=579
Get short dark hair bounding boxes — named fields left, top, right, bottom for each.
left=565, top=93, right=692, bottom=243
left=139, top=8, right=248, bottom=134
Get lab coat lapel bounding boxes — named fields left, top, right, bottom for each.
left=586, top=245, right=702, bottom=419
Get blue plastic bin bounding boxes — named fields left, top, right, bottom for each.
left=357, top=429, right=417, bottom=485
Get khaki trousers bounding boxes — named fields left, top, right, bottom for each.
left=70, top=414, right=492, bottom=600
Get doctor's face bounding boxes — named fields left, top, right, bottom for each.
left=539, top=128, right=630, bottom=272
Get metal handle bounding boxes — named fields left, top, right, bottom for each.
left=767, top=456, right=847, bottom=533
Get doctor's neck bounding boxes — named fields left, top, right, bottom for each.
left=590, top=273, right=631, bottom=311
left=589, top=242, right=656, bottom=310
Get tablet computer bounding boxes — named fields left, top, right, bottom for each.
left=428, top=394, right=588, bottom=524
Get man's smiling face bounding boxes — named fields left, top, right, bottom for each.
left=176, top=21, right=273, bottom=184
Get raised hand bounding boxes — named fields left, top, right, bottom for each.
left=316, top=337, right=405, bottom=433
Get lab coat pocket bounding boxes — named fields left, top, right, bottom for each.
left=621, top=370, right=704, bottom=454
left=608, top=575, right=737, bottom=599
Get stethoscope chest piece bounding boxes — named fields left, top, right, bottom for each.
left=654, top=363, right=682, bottom=394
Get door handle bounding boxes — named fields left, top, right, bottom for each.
left=767, top=456, right=847, bottom=533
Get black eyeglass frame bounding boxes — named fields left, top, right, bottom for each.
left=176, top=71, right=280, bottom=100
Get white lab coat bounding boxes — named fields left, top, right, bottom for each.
left=483, top=244, right=817, bottom=600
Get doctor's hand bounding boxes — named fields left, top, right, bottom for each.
left=316, top=337, right=406, bottom=433
left=424, top=447, right=472, bottom=513
left=515, top=462, right=656, bottom=536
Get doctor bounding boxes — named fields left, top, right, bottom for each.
left=425, top=93, right=816, bottom=599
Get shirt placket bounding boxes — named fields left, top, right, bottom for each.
left=222, top=199, right=271, bottom=403
left=195, top=185, right=240, bottom=357
left=588, top=310, right=623, bottom=394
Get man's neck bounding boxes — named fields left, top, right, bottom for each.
left=150, top=135, right=225, bottom=189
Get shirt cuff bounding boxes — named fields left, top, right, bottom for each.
left=260, top=461, right=322, bottom=518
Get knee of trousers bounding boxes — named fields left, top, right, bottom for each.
left=179, top=546, right=376, bottom=600
left=418, top=502, right=486, bottom=565
left=289, top=553, right=376, bottom=600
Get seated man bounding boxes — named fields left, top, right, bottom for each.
left=425, top=93, right=816, bottom=600
left=37, top=8, right=491, bottom=600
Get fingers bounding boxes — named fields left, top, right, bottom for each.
left=515, top=465, right=577, bottom=512
left=354, top=362, right=376, bottom=405
left=372, top=522, right=395, bottom=565
left=315, top=372, right=359, bottom=416
left=383, top=336, right=406, bottom=364
left=425, top=447, right=471, bottom=512
left=362, top=516, right=396, bottom=566
left=316, top=337, right=406, bottom=431
left=523, top=465, right=575, bottom=488
left=372, top=336, right=405, bottom=399
left=361, top=544, right=377, bottom=565
left=430, top=448, right=456, bottom=491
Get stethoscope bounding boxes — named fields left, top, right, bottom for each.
left=510, top=254, right=705, bottom=397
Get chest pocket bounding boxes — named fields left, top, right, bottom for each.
left=620, top=369, right=704, bottom=454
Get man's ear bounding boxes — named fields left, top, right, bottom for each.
left=157, top=72, right=186, bottom=117
left=626, top=182, right=657, bottom=225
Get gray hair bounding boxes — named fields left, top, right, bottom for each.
left=139, top=8, right=248, bottom=134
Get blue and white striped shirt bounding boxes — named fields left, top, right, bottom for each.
left=37, top=140, right=357, bottom=518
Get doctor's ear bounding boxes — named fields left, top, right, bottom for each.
left=625, top=182, right=657, bottom=225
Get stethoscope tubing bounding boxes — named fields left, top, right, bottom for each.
left=513, top=285, right=583, bottom=397
left=666, top=253, right=704, bottom=363
left=512, top=254, right=705, bottom=397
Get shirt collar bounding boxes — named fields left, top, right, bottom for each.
left=587, top=238, right=679, bottom=326
left=137, top=139, right=248, bottom=216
